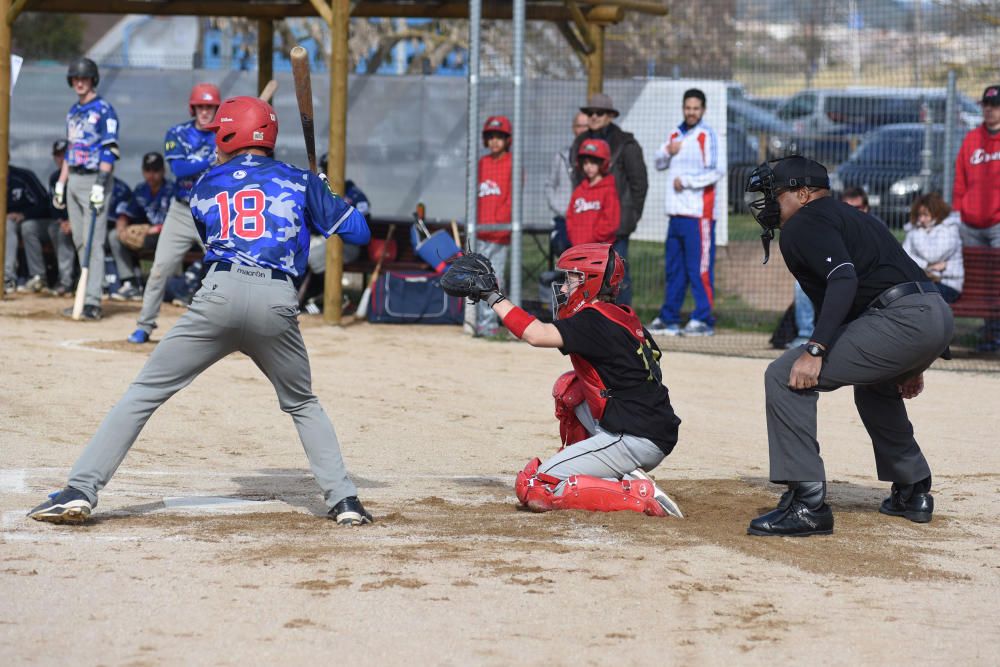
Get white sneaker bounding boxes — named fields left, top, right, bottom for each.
left=648, top=317, right=681, bottom=336
left=682, top=319, right=715, bottom=337
left=24, top=275, right=45, bottom=292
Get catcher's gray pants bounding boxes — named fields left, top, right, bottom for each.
left=20, top=218, right=75, bottom=290
left=538, top=403, right=665, bottom=484
left=67, top=264, right=358, bottom=510
left=136, top=201, right=203, bottom=333
left=765, top=291, right=953, bottom=484
left=67, top=171, right=105, bottom=307
left=475, top=240, right=508, bottom=335
left=107, top=228, right=139, bottom=282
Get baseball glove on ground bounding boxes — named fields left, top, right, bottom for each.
left=120, top=224, right=151, bottom=252
left=440, top=252, right=499, bottom=302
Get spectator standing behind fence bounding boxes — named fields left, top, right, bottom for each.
left=649, top=88, right=723, bottom=337
left=44, top=140, right=76, bottom=297
left=571, top=93, right=648, bottom=305
left=953, top=84, right=1000, bottom=351
left=545, top=111, right=590, bottom=256
left=5, top=164, right=52, bottom=294
left=476, top=115, right=513, bottom=336
left=902, top=193, right=964, bottom=304
left=565, top=139, right=619, bottom=246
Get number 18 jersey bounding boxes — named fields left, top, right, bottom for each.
left=190, top=154, right=371, bottom=278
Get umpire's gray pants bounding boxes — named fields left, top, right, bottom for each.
left=68, top=264, right=359, bottom=510
left=765, top=291, right=953, bottom=484
left=136, top=201, right=203, bottom=333
left=538, top=402, right=665, bottom=484
left=21, top=218, right=75, bottom=290
left=67, top=172, right=105, bottom=307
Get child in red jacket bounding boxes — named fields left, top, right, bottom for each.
left=476, top=115, right=512, bottom=335
left=565, top=139, right=619, bottom=246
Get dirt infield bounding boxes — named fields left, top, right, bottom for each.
left=2, top=294, right=998, bottom=665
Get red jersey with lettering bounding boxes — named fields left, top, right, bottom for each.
left=953, top=125, right=1000, bottom=228
left=565, top=174, right=620, bottom=246
left=477, top=151, right=512, bottom=244
left=552, top=302, right=681, bottom=455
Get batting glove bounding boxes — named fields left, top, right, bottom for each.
left=89, top=183, right=106, bottom=213
left=52, top=181, right=66, bottom=210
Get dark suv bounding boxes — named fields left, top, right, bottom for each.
left=831, top=123, right=969, bottom=227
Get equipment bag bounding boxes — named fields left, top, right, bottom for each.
left=368, top=270, right=464, bottom=324
left=410, top=225, right=462, bottom=273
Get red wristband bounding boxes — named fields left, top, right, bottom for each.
left=502, top=306, right=536, bottom=339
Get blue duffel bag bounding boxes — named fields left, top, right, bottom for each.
left=368, top=270, right=464, bottom=324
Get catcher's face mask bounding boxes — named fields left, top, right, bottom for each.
left=551, top=271, right=585, bottom=318
left=744, top=162, right=782, bottom=265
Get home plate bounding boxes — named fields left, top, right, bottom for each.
left=161, top=496, right=287, bottom=513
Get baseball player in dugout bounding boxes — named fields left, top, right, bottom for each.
left=28, top=96, right=375, bottom=527
left=744, top=156, right=954, bottom=537
left=442, top=243, right=684, bottom=518
left=52, top=57, right=120, bottom=321
left=127, top=83, right=220, bottom=344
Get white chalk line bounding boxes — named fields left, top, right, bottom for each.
left=0, top=470, right=27, bottom=494
left=58, top=339, right=115, bottom=354
left=2, top=467, right=511, bottom=484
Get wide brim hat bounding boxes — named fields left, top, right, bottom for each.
left=580, top=92, right=619, bottom=118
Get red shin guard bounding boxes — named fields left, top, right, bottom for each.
left=517, top=472, right=667, bottom=517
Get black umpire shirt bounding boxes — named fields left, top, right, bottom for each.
left=779, top=196, right=925, bottom=345
left=7, top=165, right=51, bottom=220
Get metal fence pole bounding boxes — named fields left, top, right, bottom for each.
left=943, top=69, right=957, bottom=205
left=466, top=0, right=481, bottom=254
left=510, top=0, right=525, bottom=307
left=920, top=95, right=933, bottom=194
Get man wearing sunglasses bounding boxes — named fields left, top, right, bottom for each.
left=570, top=93, right=648, bottom=305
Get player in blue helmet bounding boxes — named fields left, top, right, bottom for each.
left=28, top=95, right=375, bottom=528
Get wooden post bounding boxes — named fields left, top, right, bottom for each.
left=323, top=0, right=348, bottom=325
left=0, top=0, right=11, bottom=297
left=585, top=23, right=604, bottom=96
left=257, top=18, right=273, bottom=95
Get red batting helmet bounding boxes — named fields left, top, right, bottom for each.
left=552, top=243, right=625, bottom=319
left=482, top=115, right=512, bottom=147
left=577, top=138, right=611, bottom=174
left=189, top=83, right=221, bottom=116
left=204, top=96, right=278, bottom=153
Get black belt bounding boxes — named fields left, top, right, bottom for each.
left=208, top=262, right=290, bottom=282
left=868, top=281, right=937, bottom=310
left=68, top=166, right=97, bottom=175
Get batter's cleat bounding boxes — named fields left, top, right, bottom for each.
left=748, top=482, right=833, bottom=537
left=127, top=328, right=150, bottom=344
left=879, top=477, right=933, bottom=523
left=27, top=487, right=93, bottom=524
left=330, top=496, right=373, bottom=526
left=682, top=319, right=714, bottom=337
left=648, top=318, right=681, bottom=336
left=61, top=305, right=103, bottom=321
left=628, top=469, right=684, bottom=518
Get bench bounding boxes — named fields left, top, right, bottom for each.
left=950, top=247, right=1000, bottom=319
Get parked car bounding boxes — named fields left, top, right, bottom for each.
left=831, top=123, right=969, bottom=227
left=727, top=123, right=760, bottom=213
left=770, top=87, right=981, bottom=167
left=728, top=98, right=790, bottom=137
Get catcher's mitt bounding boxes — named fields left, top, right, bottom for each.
left=440, top=252, right=499, bottom=302
left=120, top=223, right=151, bottom=252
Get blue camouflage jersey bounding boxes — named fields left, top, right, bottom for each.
left=66, top=97, right=119, bottom=170
left=124, top=179, right=175, bottom=227
left=190, top=154, right=371, bottom=278
left=164, top=120, right=216, bottom=203
left=106, top=178, right=133, bottom=227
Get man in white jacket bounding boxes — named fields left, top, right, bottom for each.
left=649, top=89, right=723, bottom=336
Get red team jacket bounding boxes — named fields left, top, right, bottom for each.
left=953, top=125, right=1000, bottom=228
left=565, top=175, right=620, bottom=246
left=477, top=152, right=512, bottom=244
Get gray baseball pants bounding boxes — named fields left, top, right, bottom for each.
left=475, top=240, right=508, bottom=335
left=20, top=218, right=75, bottom=290
left=107, top=228, right=139, bottom=282
left=67, top=264, right=359, bottom=510
left=135, top=201, right=203, bottom=333
left=67, top=171, right=105, bottom=307
left=765, top=291, right=953, bottom=484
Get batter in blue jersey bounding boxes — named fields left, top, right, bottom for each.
left=29, top=96, right=376, bottom=528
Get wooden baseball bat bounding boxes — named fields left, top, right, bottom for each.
left=450, top=220, right=461, bottom=248
left=258, top=79, right=278, bottom=103
left=355, top=224, right=396, bottom=320
left=289, top=46, right=317, bottom=173
left=71, top=207, right=99, bottom=320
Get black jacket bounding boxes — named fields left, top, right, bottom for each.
left=571, top=123, right=648, bottom=238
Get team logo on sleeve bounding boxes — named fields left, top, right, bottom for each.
left=233, top=170, right=247, bottom=179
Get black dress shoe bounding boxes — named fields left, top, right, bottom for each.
left=880, top=483, right=933, bottom=523
left=748, top=500, right=834, bottom=536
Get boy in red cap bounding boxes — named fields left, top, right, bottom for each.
left=476, top=115, right=512, bottom=335
left=565, top=138, right=619, bottom=246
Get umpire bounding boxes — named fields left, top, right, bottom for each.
left=744, top=156, right=953, bottom=537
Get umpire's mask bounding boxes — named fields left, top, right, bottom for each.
left=745, top=156, right=830, bottom=264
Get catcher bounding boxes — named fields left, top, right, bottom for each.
left=442, top=243, right=684, bottom=517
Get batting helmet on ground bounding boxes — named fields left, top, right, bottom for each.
left=189, top=83, right=222, bottom=115
left=204, top=96, right=278, bottom=153
left=66, top=57, right=99, bottom=88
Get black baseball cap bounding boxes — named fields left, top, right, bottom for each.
left=982, top=85, right=1000, bottom=106
left=52, top=139, right=68, bottom=155
left=771, top=156, right=830, bottom=190
left=142, top=152, right=164, bottom=171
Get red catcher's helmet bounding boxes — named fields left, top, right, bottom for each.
left=189, top=83, right=221, bottom=116
left=577, top=138, right=611, bottom=174
left=482, top=115, right=512, bottom=147
left=204, top=96, right=278, bottom=153
left=552, top=243, right=625, bottom=319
